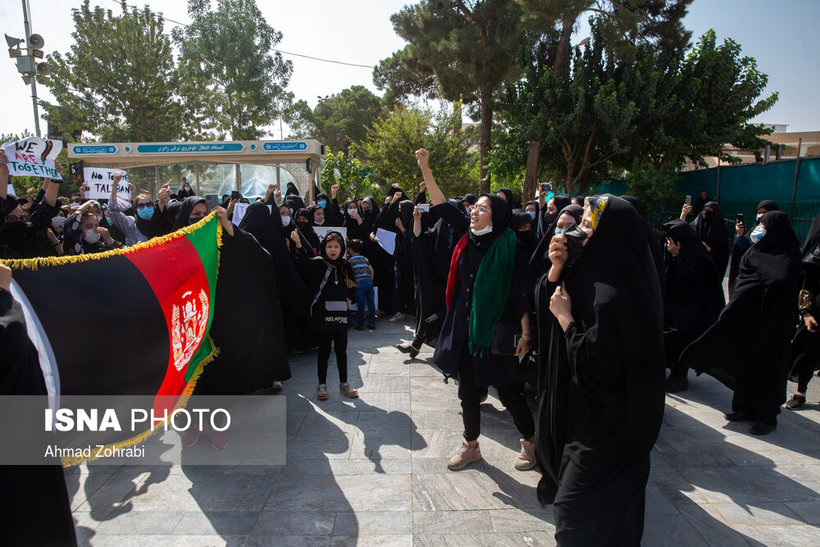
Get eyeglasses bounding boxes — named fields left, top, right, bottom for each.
left=135, top=202, right=155, bottom=210
left=473, top=205, right=489, bottom=214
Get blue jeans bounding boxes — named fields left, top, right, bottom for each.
left=356, top=278, right=376, bottom=325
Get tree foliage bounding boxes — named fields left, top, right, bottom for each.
left=41, top=0, right=182, bottom=142
left=287, top=86, right=384, bottom=154
left=378, top=0, right=526, bottom=192
left=320, top=147, right=380, bottom=202
left=361, top=105, right=476, bottom=197
left=173, top=0, right=293, bottom=140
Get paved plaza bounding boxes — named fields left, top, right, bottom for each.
left=65, top=319, right=820, bottom=546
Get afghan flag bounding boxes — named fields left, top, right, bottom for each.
left=2, top=213, right=222, bottom=426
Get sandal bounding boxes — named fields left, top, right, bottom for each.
left=317, top=384, right=328, bottom=400
left=339, top=382, right=359, bottom=398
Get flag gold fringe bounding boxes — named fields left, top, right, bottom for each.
left=1, top=212, right=223, bottom=271
left=60, top=337, right=220, bottom=467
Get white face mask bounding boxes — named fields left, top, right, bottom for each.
left=51, top=216, right=67, bottom=229
left=83, top=229, right=101, bottom=244
left=470, top=224, right=493, bottom=236
left=281, top=215, right=291, bottom=225
left=315, top=218, right=325, bottom=226
left=756, top=213, right=763, bottom=221
left=749, top=225, right=766, bottom=244
left=347, top=209, right=358, bottom=216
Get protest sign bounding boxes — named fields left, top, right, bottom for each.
left=2, top=136, right=63, bottom=180
left=375, top=228, right=397, bottom=255
left=231, top=203, right=271, bottom=226
left=82, top=167, right=131, bottom=200
left=6, top=184, right=15, bottom=197
left=314, top=226, right=347, bottom=243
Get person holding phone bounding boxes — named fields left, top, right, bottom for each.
left=729, top=200, right=779, bottom=296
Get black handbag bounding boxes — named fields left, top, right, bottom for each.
left=489, top=320, right=521, bottom=356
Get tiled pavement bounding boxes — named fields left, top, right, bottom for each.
left=65, top=319, right=820, bottom=546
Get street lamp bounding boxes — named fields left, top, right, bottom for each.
left=5, top=0, right=48, bottom=137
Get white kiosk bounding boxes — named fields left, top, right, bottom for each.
left=67, top=139, right=325, bottom=201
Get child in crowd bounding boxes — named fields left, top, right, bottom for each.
left=347, top=239, right=376, bottom=330
left=291, top=230, right=360, bottom=400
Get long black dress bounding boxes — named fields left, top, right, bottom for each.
left=728, top=200, right=779, bottom=296
left=681, top=210, right=801, bottom=426
left=544, top=195, right=665, bottom=545
left=790, top=212, right=820, bottom=393
left=0, top=288, right=77, bottom=546
left=660, top=220, right=725, bottom=386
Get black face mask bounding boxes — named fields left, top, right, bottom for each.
left=703, top=209, right=715, bottom=221
left=188, top=215, right=204, bottom=225
left=297, top=220, right=309, bottom=229
left=563, top=224, right=589, bottom=265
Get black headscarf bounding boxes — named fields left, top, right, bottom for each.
left=307, top=203, right=325, bottom=226
left=462, top=194, right=478, bottom=206
left=285, top=182, right=299, bottom=197
left=284, top=194, right=305, bottom=212
left=295, top=208, right=320, bottom=250
left=757, top=200, right=779, bottom=213
left=537, top=194, right=572, bottom=242
left=317, top=231, right=348, bottom=269
left=690, top=200, right=729, bottom=276
left=342, top=199, right=360, bottom=226
left=468, top=193, right=511, bottom=252
left=531, top=197, right=575, bottom=272
left=173, top=196, right=207, bottom=231
left=496, top=187, right=518, bottom=209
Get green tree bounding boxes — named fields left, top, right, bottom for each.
left=361, top=105, right=476, bottom=197
left=287, top=86, right=385, bottom=153
left=502, top=0, right=693, bottom=200
left=41, top=0, right=182, bottom=142
left=174, top=0, right=293, bottom=140
left=320, top=147, right=380, bottom=202
left=379, top=0, right=526, bottom=193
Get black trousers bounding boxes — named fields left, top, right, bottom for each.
left=317, top=330, right=348, bottom=384
left=458, top=351, right=535, bottom=442
left=791, top=325, right=820, bottom=392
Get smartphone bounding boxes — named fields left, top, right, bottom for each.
left=231, top=190, right=240, bottom=200
left=417, top=203, right=430, bottom=213
left=736, top=213, right=744, bottom=224
left=685, top=195, right=692, bottom=205
left=205, top=193, right=218, bottom=211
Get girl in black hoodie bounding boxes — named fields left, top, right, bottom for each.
left=291, top=230, right=360, bottom=400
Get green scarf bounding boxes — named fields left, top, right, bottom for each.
left=468, top=227, right=518, bottom=356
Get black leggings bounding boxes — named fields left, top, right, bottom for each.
left=317, top=330, right=348, bottom=384
left=458, top=352, right=535, bottom=442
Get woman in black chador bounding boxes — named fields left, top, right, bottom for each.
left=661, top=219, right=725, bottom=393
left=788, top=211, right=820, bottom=409
left=681, top=210, right=801, bottom=435
left=545, top=195, right=665, bottom=545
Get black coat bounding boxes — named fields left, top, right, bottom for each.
left=295, top=237, right=357, bottom=333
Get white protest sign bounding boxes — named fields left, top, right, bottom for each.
left=82, top=167, right=130, bottom=200
left=2, top=136, right=63, bottom=180
left=6, top=184, right=15, bottom=197
left=313, top=226, right=347, bottom=243
left=231, top=203, right=272, bottom=226
left=375, top=228, right=397, bottom=255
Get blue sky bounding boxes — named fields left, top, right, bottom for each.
left=1, top=0, right=817, bottom=137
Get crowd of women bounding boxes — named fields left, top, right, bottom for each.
left=2, top=146, right=819, bottom=545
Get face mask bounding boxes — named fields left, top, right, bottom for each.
left=528, top=211, right=536, bottom=220
left=555, top=228, right=566, bottom=235
left=317, top=200, right=327, bottom=209
left=188, top=215, right=204, bottom=225
left=756, top=213, right=763, bottom=221
left=749, top=225, right=766, bottom=244
left=347, top=209, right=358, bottom=216
left=563, top=225, right=589, bottom=263
left=470, top=224, right=493, bottom=236
left=315, top=218, right=325, bottom=226
left=703, top=209, right=715, bottom=221
left=297, top=220, right=309, bottom=228
left=137, top=207, right=154, bottom=220
left=83, top=229, right=101, bottom=244
left=184, top=185, right=190, bottom=190
left=51, top=216, right=67, bottom=229
left=281, top=215, right=291, bottom=225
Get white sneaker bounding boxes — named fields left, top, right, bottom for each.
left=271, top=381, right=283, bottom=392
left=448, top=441, right=482, bottom=470
left=514, top=438, right=537, bottom=470
left=388, top=312, right=406, bottom=322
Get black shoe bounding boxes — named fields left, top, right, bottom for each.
left=354, top=324, right=365, bottom=331
left=367, top=323, right=376, bottom=330
left=749, top=422, right=776, bottom=435
left=724, top=411, right=754, bottom=422
left=785, top=394, right=806, bottom=410
left=665, top=376, right=689, bottom=393
left=396, top=343, right=419, bottom=358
